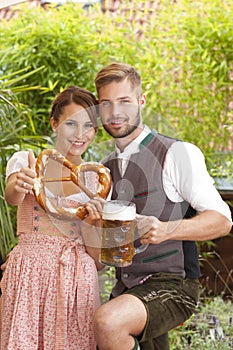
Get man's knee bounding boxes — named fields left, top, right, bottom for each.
left=94, top=303, right=117, bottom=335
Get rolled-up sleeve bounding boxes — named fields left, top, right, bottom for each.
left=6, top=151, right=29, bottom=180
left=163, top=142, right=232, bottom=223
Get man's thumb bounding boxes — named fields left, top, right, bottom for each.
left=28, top=150, right=36, bottom=172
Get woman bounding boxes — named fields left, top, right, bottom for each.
left=0, top=86, right=104, bottom=350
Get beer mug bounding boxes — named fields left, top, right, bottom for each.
left=100, top=200, right=148, bottom=267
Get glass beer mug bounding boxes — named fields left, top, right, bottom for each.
left=100, top=200, right=148, bottom=267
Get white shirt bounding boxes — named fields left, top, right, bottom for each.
left=116, top=126, right=232, bottom=222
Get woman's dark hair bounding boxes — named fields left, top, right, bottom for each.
left=50, top=86, right=98, bottom=129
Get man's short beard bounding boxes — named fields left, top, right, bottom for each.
left=102, top=108, right=141, bottom=139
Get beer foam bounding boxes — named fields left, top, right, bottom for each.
left=103, top=201, right=136, bottom=221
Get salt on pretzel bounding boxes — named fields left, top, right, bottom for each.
left=33, top=149, right=112, bottom=220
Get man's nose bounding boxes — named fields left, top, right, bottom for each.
left=111, top=102, right=121, bottom=116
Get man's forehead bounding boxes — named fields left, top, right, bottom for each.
left=102, top=94, right=133, bottom=101
left=98, top=80, right=137, bottom=100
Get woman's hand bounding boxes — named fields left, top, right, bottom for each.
left=15, top=151, right=36, bottom=194
left=1, top=260, right=8, bottom=274
left=5, top=151, right=36, bottom=205
left=84, top=197, right=106, bottom=223
left=0, top=251, right=11, bottom=283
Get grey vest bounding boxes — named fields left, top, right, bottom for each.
left=103, top=131, right=199, bottom=296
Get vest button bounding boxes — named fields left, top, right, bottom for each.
left=123, top=273, right=129, bottom=279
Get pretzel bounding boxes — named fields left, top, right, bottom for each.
left=33, top=149, right=112, bottom=220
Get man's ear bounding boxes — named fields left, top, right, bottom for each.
left=139, top=94, right=146, bottom=107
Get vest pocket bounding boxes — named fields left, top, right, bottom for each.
left=134, top=187, right=158, bottom=199
left=142, top=249, right=179, bottom=263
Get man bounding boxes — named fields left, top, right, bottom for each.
left=92, top=62, right=232, bottom=350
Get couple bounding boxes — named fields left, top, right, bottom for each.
left=0, top=63, right=232, bottom=350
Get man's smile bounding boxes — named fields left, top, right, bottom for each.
left=106, top=118, right=128, bottom=127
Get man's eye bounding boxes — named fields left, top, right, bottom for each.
left=101, top=101, right=111, bottom=107
left=120, top=100, right=130, bottom=104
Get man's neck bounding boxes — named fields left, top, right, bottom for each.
left=115, top=126, right=144, bottom=152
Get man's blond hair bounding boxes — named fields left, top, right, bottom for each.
left=95, top=63, right=142, bottom=97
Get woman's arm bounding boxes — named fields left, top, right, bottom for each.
left=80, top=219, right=105, bottom=271
left=80, top=197, right=106, bottom=270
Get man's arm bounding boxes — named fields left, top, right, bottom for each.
left=140, top=141, right=231, bottom=244
left=137, top=210, right=232, bottom=245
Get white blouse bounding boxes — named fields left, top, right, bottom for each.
left=6, top=151, right=96, bottom=203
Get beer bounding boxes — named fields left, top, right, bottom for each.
left=100, top=201, right=137, bottom=267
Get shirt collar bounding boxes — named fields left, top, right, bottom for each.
left=116, top=125, right=151, bottom=158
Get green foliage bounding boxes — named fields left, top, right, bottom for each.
left=99, top=267, right=116, bottom=303
left=0, top=2, right=138, bottom=135
left=0, top=70, right=52, bottom=259
left=0, top=0, right=232, bottom=257
left=139, top=0, right=233, bottom=170
left=169, top=297, right=233, bottom=349
left=0, top=0, right=232, bottom=170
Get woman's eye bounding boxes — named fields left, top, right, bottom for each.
left=65, top=121, right=75, bottom=127
left=84, top=122, right=94, bottom=129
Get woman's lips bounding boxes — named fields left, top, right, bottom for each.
left=70, top=141, right=85, bottom=148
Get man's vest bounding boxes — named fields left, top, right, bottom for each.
left=103, top=131, right=200, bottom=296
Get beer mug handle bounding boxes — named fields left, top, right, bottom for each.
left=135, top=243, right=149, bottom=255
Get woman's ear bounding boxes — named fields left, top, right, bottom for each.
left=50, top=117, right=57, bottom=132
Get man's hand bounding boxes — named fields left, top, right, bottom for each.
left=136, top=214, right=169, bottom=244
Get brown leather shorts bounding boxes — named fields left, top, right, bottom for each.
left=124, top=272, right=201, bottom=346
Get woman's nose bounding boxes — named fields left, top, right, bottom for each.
left=73, top=126, right=83, bottom=138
